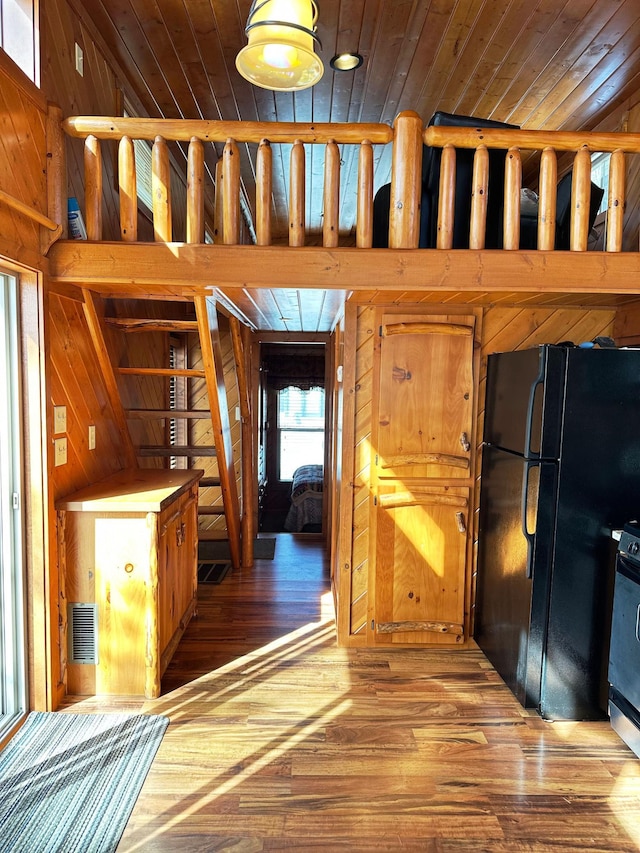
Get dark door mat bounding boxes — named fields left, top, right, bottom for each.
left=198, top=537, right=276, bottom=561
left=197, top=561, right=232, bottom=584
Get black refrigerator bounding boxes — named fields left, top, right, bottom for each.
left=475, top=344, right=640, bottom=720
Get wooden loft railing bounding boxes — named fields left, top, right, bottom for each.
left=61, top=110, right=640, bottom=253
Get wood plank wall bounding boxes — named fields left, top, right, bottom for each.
left=0, top=51, right=47, bottom=266
left=41, top=0, right=188, bottom=242
left=345, top=301, right=616, bottom=642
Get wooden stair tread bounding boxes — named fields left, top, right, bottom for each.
left=198, top=506, right=226, bottom=515
left=105, top=318, right=198, bottom=332
left=199, top=477, right=221, bottom=487
left=137, top=445, right=217, bottom=457
left=118, top=367, right=206, bottom=378
left=127, top=409, right=212, bottom=419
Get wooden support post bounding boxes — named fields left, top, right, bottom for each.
left=570, top=147, right=591, bottom=251
left=256, top=139, right=272, bottom=246
left=222, top=138, right=240, bottom=244
left=356, top=140, right=373, bottom=248
left=389, top=110, right=423, bottom=248
left=187, top=137, right=205, bottom=244
left=118, top=136, right=138, bottom=242
left=290, top=139, right=305, bottom=247
left=230, top=316, right=254, bottom=568
left=538, top=147, right=557, bottom=250
left=606, top=149, right=625, bottom=252
left=503, top=147, right=522, bottom=250
left=469, top=145, right=489, bottom=250
left=84, top=135, right=103, bottom=241
left=45, top=103, right=65, bottom=246
left=323, top=140, right=340, bottom=248
left=152, top=135, right=172, bottom=242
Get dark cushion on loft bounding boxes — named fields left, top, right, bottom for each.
left=373, top=110, right=520, bottom=249
left=520, top=171, right=605, bottom=249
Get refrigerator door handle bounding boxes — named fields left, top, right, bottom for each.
left=524, top=358, right=545, bottom=460
left=521, top=459, right=539, bottom=579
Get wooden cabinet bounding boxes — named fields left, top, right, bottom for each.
left=369, top=311, right=478, bottom=645
left=57, top=468, right=203, bottom=698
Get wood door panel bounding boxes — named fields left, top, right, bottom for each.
left=374, top=486, right=467, bottom=645
left=377, top=313, right=475, bottom=479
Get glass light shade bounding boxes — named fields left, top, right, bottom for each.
left=236, top=0, right=324, bottom=91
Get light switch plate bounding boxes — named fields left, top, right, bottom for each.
left=53, top=405, right=67, bottom=434
left=54, top=437, right=67, bottom=466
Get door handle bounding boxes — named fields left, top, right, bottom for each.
left=455, top=511, right=466, bottom=533
left=636, top=604, right=640, bottom=643
left=459, top=432, right=470, bottom=452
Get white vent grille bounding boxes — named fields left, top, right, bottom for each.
left=68, top=603, right=98, bottom=664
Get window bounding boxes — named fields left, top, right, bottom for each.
left=277, top=386, right=325, bottom=480
left=0, top=270, right=26, bottom=739
left=0, top=0, right=39, bottom=85
left=123, top=106, right=153, bottom=212
left=591, top=152, right=610, bottom=216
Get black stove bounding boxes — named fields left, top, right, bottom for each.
left=608, top=522, right=640, bottom=757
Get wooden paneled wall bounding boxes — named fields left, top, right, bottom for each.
left=0, top=51, right=48, bottom=266
left=343, top=301, right=616, bottom=643
left=41, top=0, right=188, bottom=242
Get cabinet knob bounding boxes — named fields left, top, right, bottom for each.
left=124, top=562, right=134, bottom=574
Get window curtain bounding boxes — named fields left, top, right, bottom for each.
left=262, top=352, right=325, bottom=391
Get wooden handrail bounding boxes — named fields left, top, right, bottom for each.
left=424, top=125, right=640, bottom=154
left=0, top=188, right=60, bottom=231
left=63, top=116, right=394, bottom=145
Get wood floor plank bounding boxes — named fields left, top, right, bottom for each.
left=61, top=533, right=640, bottom=852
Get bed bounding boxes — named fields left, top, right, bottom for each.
left=284, top=464, right=324, bottom=532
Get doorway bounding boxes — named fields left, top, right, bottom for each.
left=258, top=342, right=327, bottom=533
left=0, top=269, right=27, bottom=739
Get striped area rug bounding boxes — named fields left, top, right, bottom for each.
left=0, top=711, right=168, bottom=853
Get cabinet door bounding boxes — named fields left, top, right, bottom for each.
left=373, top=485, right=468, bottom=644
left=376, top=313, right=475, bottom=479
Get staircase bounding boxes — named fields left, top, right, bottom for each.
left=81, top=289, right=253, bottom=569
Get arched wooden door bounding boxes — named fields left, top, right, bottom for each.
left=369, top=311, right=478, bottom=645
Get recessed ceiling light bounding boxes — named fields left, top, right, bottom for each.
left=330, top=52, right=363, bottom=72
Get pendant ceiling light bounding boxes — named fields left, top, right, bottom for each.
left=236, top=0, right=324, bottom=91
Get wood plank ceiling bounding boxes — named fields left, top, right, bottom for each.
left=67, top=0, right=640, bottom=329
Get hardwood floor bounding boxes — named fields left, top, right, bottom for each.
left=63, top=534, right=640, bottom=852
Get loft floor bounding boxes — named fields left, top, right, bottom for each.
left=62, top=533, right=640, bottom=851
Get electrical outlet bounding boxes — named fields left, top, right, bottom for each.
left=75, top=43, right=84, bottom=76
left=54, top=437, right=67, bottom=467
left=53, top=405, right=67, bottom=434
left=88, top=425, right=96, bottom=450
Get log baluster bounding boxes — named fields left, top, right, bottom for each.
left=290, top=139, right=305, bottom=247
left=437, top=144, right=456, bottom=250
left=118, top=136, right=137, bottom=242
left=469, top=145, right=489, bottom=249
left=356, top=140, right=374, bottom=248
left=390, top=110, right=422, bottom=248
left=503, top=147, right=522, bottom=250
left=214, top=158, right=223, bottom=243
left=187, top=137, right=205, bottom=244
left=323, top=140, right=340, bottom=248
left=84, top=134, right=103, bottom=240
left=223, top=138, right=240, bottom=245
left=538, top=147, right=558, bottom=250
left=152, top=135, right=171, bottom=242
left=570, top=147, right=591, bottom=251
left=256, top=139, right=272, bottom=246
left=606, top=149, right=625, bottom=252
